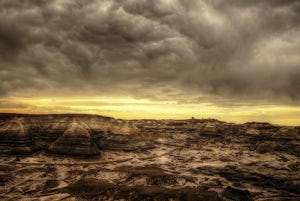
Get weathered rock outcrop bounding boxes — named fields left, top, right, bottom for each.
left=0, top=113, right=299, bottom=200
left=0, top=119, right=39, bottom=155
left=99, top=121, right=154, bottom=151
left=272, top=127, right=300, bottom=139
left=47, top=122, right=100, bottom=156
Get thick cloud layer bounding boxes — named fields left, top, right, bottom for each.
left=0, top=0, right=300, bottom=105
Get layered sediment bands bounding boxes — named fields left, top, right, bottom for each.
left=194, top=165, right=300, bottom=195
left=99, top=132, right=154, bottom=151
left=255, top=140, right=300, bottom=156
left=109, top=121, right=140, bottom=135
left=39, top=117, right=73, bottom=146
left=0, top=114, right=156, bottom=155
left=0, top=165, right=13, bottom=186
left=99, top=121, right=154, bottom=151
left=47, top=122, right=100, bottom=156
left=0, top=118, right=39, bottom=155
left=0, top=114, right=299, bottom=200
left=273, top=127, right=300, bottom=139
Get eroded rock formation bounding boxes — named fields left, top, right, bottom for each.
left=0, top=114, right=299, bottom=200
left=0, top=118, right=39, bottom=155
left=47, top=122, right=100, bottom=156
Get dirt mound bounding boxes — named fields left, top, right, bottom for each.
left=0, top=119, right=39, bottom=155
left=46, top=122, right=100, bottom=157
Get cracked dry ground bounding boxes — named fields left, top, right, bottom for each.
left=0, top=114, right=299, bottom=201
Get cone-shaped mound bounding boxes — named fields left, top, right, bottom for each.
left=0, top=119, right=39, bottom=155
left=100, top=121, right=154, bottom=151
left=46, top=122, right=100, bottom=157
left=109, top=121, right=140, bottom=135
left=63, top=122, right=91, bottom=138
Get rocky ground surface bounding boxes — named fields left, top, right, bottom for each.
left=0, top=113, right=299, bottom=201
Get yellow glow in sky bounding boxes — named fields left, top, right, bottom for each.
left=1, top=97, right=299, bottom=126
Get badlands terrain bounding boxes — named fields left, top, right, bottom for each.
left=0, top=113, right=299, bottom=201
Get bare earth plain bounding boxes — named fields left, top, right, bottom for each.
left=0, top=113, right=299, bottom=201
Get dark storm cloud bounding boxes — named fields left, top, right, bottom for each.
left=0, top=0, right=299, bottom=105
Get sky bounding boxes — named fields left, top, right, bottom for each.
left=0, top=0, right=300, bottom=125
